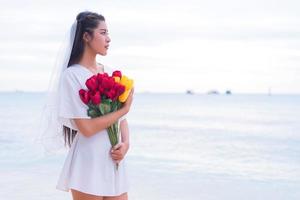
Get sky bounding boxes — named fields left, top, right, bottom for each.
left=0, top=0, right=300, bottom=94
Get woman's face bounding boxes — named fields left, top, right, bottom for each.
left=85, top=21, right=111, bottom=56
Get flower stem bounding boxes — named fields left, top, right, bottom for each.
left=107, top=125, right=119, bottom=170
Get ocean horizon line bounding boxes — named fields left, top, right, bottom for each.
left=1, top=90, right=300, bottom=96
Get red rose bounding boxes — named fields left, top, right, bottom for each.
left=79, top=89, right=90, bottom=104
left=90, top=91, right=101, bottom=105
left=86, top=75, right=98, bottom=91
left=112, top=70, right=122, bottom=78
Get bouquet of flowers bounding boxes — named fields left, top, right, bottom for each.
left=78, top=70, right=134, bottom=170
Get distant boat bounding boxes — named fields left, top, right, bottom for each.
left=225, top=90, right=232, bottom=95
left=207, top=90, right=219, bottom=95
left=14, top=89, right=24, bottom=93
left=186, top=90, right=194, bottom=95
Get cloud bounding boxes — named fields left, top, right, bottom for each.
left=1, top=0, right=300, bottom=93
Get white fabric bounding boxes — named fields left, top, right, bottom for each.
left=33, top=20, right=77, bottom=155
left=56, top=64, right=129, bottom=196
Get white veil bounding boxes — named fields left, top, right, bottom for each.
left=33, top=20, right=77, bottom=156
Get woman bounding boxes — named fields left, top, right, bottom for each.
left=52, top=11, right=134, bottom=200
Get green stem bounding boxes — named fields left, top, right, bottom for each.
left=107, top=127, right=114, bottom=146
left=107, top=126, right=118, bottom=147
left=107, top=126, right=119, bottom=171
left=113, top=122, right=119, bottom=143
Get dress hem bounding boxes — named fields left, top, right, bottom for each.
left=56, top=185, right=129, bottom=197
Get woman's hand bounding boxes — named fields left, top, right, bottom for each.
left=110, top=142, right=129, bottom=163
left=122, top=88, right=134, bottom=113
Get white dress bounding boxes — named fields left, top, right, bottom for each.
left=56, top=64, right=130, bottom=196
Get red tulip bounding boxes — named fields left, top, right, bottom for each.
left=114, top=83, right=125, bottom=96
left=86, top=75, right=98, bottom=91
left=112, top=70, right=122, bottom=78
left=102, top=77, right=115, bottom=90
left=97, top=74, right=102, bottom=84
left=97, top=73, right=107, bottom=85
left=79, top=89, right=90, bottom=104
left=98, top=86, right=105, bottom=94
left=102, top=72, right=109, bottom=77
left=106, top=89, right=117, bottom=100
left=90, top=91, right=101, bottom=105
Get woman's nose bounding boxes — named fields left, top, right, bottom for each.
left=107, top=36, right=111, bottom=43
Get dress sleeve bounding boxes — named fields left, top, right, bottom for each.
left=58, top=70, right=90, bottom=119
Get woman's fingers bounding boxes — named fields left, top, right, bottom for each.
left=111, top=151, right=123, bottom=160
left=111, top=152, right=121, bottom=157
left=112, top=143, right=122, bottom=150
left=123, top=87, right=134, bottom=111
left=130, top=87, right=134, bottom=96
left=111, top=155, right=123, bottom=161
left=110, top=143, right=127, bottom=161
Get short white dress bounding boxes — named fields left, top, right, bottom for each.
left=55, top=64, right=130, bottom=196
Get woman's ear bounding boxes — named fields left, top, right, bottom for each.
left=83, top=32, right=90, bottom=43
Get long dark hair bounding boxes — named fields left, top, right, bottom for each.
left=63, top=11, right=105, bottom=148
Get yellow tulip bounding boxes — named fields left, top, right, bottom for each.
left=119, top=90, right=130, bottom=102
left=118, top=75, right=134, bottom=102
left=126, top=79, right=134, bottom=89
left=120, top=76, right=134, bottom=90
left=120, top=76, right=128, bottom=86
left=113, top=77, right=120, bottom=83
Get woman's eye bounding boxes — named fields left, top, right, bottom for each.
left=101, top=32, right=108, bottom=35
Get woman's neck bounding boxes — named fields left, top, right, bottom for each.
left=78, top=48, right=98, bottom=69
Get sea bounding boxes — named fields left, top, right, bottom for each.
left=0, top=92, right=299, bottom=200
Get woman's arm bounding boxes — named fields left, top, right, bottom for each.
left=120, top=119, right=130, bottom=149
left=73, top=88, right=134, bottom=137
left=73, top=108, right=127, bottom=137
